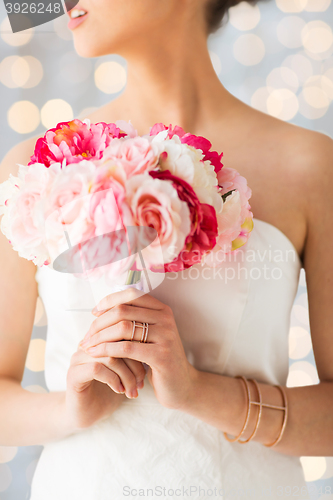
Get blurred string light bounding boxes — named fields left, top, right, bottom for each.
left=229, top=1, right=261, bottom=31
left=276, top=0, right=331, bottom=12
left=7, top=101, right=40, bottom=133
left=0, top=464, right=12, bottom=492
left=25, top=385, right=48, bottom=393
left=0, top=447, right=18, bottom=464
left=25, top=339, right=46, bottom=372
left=41, top=99, right=73, bottom=129
left=266, top=67, right=299, bottom=92
left=233, top=34, right=265, bottom=65
left=287, top=360, right=319, bottom=386
left=0, top=56, right=43, bottom=88
left=0, top=16, right=34, bottom=46
left=289, top=326, right=312, bottom=359
left=300, top=457, right=327, bottom=482
left=34, top=297, right=47, bottom=327
left=282, top=54, right=313, bottom=84
left=276, top=16, right=305, bottom=49
left=94, top=61, right=127, bottom=94
left=53, top=15, right=73, bottom=41
left=302, top=20, right=333, bottom=60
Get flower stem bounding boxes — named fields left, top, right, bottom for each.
left=125, top=269, right=142, bottom=285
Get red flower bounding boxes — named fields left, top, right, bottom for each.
left=149, top=169, right=218, bottom=272
left=28, top=119, right=127, bottom=167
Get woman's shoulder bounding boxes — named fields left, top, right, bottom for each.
left=240, top=99, right=333, bottom=174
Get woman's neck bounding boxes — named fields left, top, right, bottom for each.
left=109, top=25, right=232, bottom=135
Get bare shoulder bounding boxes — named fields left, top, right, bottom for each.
left=238, top=100, right=333, bottom=175
left=225, top=99, right=333, bottom=258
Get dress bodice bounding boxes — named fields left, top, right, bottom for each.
left=30, top=218, right=309, bottom=500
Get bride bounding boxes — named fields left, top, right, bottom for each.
left=0, top=0, right=332, bottom=498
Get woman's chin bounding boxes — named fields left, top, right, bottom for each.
left=72, top=36, right=123, bottom=59
left=72, top=39, right=105, bottom=59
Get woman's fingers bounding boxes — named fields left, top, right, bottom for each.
left=123, top=358, right=146, bottom=389
left=81, top=321, right=156, bottom=349
left=85, top=303, right=159, bottom=340
left=75, top=348, right=144, bottom=398
left=68, top=360, right=126, bottom=395
left=100, top=356, right=139, bottom=398
left=93, top=288, right=164, bottom=316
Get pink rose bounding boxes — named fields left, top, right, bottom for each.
left=125, top=174, right=191, bottom=269
left=149, top=123, right=224, bottom=173
left=149, top=169, right=218, bottom=272
left=100, top=136, right=159, bottom=178
left=28, top=119, right=128, bottom=167
left=44, top=162, right=96, bottom=263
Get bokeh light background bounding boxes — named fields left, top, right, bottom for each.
left=0, top=0, right=333, bottom=498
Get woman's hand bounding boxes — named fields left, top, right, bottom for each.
left=64, top=346, right=146, bottom=430
left=79, top=288, right=198, bottom=410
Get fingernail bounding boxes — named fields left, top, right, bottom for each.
left=137, top=380, right=144, bottom=389
left=86, top=346, right=97, bottom=352
left=80, top=338, right=89, bottom=347
left=128, top=389, right=138, bottom=399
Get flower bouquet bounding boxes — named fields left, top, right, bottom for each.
left=0, top=119, right=253, bottom=294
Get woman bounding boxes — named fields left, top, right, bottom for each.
left=0, top=0, right=332, bottom=498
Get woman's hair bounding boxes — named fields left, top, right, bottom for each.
left=205, top=0, right=262, bottom=35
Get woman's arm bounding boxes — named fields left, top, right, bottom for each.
left=179, top=134, right=333, bottom=457
left=0, top=139, right=74, bottom=446
left=0, top=139, right=149, bottom=446
left=178, top=369, right=333, bottom=457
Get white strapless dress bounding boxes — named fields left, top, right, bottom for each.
left=30, top=218, right=310, bottom=500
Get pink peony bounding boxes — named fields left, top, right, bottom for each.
left=99, top=136, right=159, bottom=178
left=125, top=173, right=191, bottom=269
left=149, top=169, right=218, bottom=272
left=149, top=123, right=224, bottom=173
left=217, top=166, right=252, bottom=227
left=204, top=167, right=253, bottom=265
left=28, top=119, right=128, bottom=167
left=0, top=163, right=60, bottom=265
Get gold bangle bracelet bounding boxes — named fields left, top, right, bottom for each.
left=263, top=385, right=288, bottom=448
left=238, top=378, right=263, bottom=444
left=223, top=377, right=289, bottom=448
left=223, top=376, right=252, bottom=443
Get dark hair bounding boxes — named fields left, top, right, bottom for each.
left=205, top=0, right=262, bottom=35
